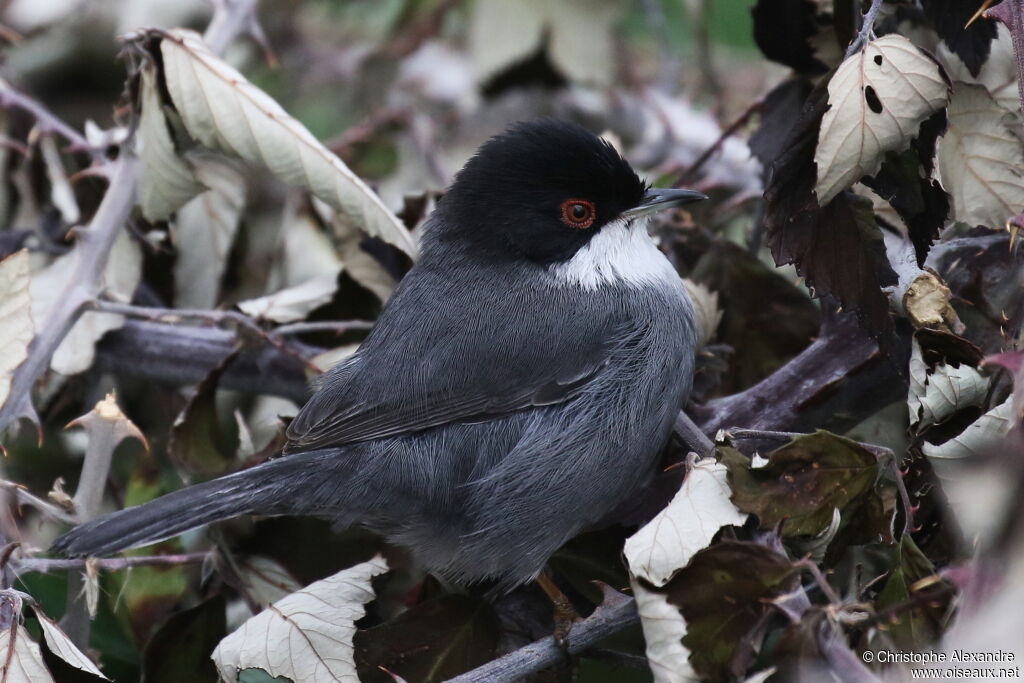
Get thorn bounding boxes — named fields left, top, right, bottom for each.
left=966, top=0, right=998, bottom=28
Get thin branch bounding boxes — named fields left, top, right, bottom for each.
left=445, top=585, right=638, bottom=683
left=674, top=97, right=763, bottom=186
left=10, top=553, right=209, bottom=575
left=846, top=0, right=884, bottom=57
left=0, top=482, right=77, bottom=525
left=203, top=0, right=260, bottom=55
left=89, top=300, right=324, bottom=373
left=0, top=83, right=93, bottom=154
left=0, top=154, right=139, bottom=437
left=269, top=320, right=375, bottom=337
left=795, top=558, right=844, bottom=606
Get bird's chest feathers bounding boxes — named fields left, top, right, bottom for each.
left=548, top=218, right=680, bottom=291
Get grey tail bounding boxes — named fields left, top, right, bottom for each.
left=51, top=452, right=325, bottom=557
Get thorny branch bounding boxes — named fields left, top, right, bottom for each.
left=846, top=0, right=885, bottom=57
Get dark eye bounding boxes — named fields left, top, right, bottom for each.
left=559, top=199, right=596, bottom=229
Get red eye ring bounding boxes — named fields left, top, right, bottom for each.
left=559, top=199, right=596, bottom=229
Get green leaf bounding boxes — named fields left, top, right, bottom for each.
left=168, top=349, right=240, bottom=479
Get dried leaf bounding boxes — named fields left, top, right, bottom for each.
left=631, top=581, right=697, bottom=683
left=0, top=623, right=54, bottom=683
left=0, top=250, right=33, bottom=413
left=33, top=609, right=108, bottom=679
left=468, top=0, right=622, bottom=87
left=236, top=556, right=302, bottom=609
left=39, top=135, right=80, bottom=225
left=923, top=0, right=998, bottom=78
left=815, top=35, right=949, bottom=204
left=32, top=230, right=142, bottom=376
left=137, top=63, right=206, bottom=222
left=212, top=555, right=389, bottom=683
left=935, top=82, right=1024, bottom=228
left=681, top=280, right=722, bottom=349
left=923, top=397, right=1014, bottom=470
left=908, top=339, right=989, bottom=433
left=237, top=275, right=339, bottom=323
left=624, top=458, right=748, bottom=587
left=156, top=29, right=416, bottom=257
left=173, top=156, right=246, bottom=309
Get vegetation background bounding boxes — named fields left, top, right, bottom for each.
left=0, top=0, right=1021, bottom=681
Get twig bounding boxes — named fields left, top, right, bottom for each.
left=89, top=299, right=323, bottom=373
left=726, top=428, right=802, bottom=442
left=674, top=97, right=763, bottom=186
left=0, top=154, right=139, bottom=438
left=203, top=0, right=259, bottom=55
left=795, top=558, right=844, bottom=606
left=269, top=320, right=375, bottom=337
left=640, top=0, right=681, bottom=91
left=673, top=411, right=714, bottom=457
left=96, top=320, right=313, bottom=403
left=846, top=0, right=884, bottom=57
left=445, top=585, right=638, bottom=683
left=10, top=553, right=209, bottom=575
left=0, top=83, right=93, bottom=155
left=0, top=482, right=77, bottom=525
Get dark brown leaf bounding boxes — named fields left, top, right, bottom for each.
left=763, top=82, right=898, bottom=336
left=923, top=0, right=999, bottom=77
left=665, top=541, right=798, bottom=681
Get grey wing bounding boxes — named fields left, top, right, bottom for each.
left=284, top=266, right=629, bottom=452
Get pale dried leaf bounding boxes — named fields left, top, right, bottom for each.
left=468, top=0, right=544, bottom=85
left=309, top=344, right=360, bottom=375
left=938, top=24, right=1020, bottom=115
left=624, top=458, right=748, bottom=587
left=908, top=348, right=989, bottom=433
left=138, top=63, right=206, bottom=222
left=33, top=609, right=107, bottom=678
left=212, top=555, right=389, bottom=683
left=632, top=580, right=697, bottom=683
left=815, top=35, right=949, bottom=204
left=32, top=230, right=142, bottom=376
left=39, top=135, right=79, bottom=225
left=468, top=0, right=620, bottom=87
left=0, top=624, right=54, bottom=683
left=281, top=200, right=344, bottom=290
left=237, top=556, right=303, bottom=608
left=935, top=82, right=1024, bottom=228
left=321, top=206, right=397, bottom=303
left=237, top=274, right=339, bottom=323
left=158, top=29, right=416, bottom=257
left=682, top=279, right=721, bottom=348
left=0, top=250, right=33, bottom=412
left=923, top=398, right=1014, bottom=473
left=544, top=0, right=623, bottom=86
left=173, top=156, right=246, bottom=309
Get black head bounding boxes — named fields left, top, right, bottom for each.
left=432, top=120, right=670, bottom=264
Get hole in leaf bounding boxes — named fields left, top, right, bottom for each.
left=864, top=86, right=883, bottom=114
left=873, top=55, right=883, bottom=66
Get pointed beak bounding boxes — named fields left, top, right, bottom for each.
left=621, top=187, right=708, bottom=219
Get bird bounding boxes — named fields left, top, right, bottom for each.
left=52, top=119, right=706, bottom=593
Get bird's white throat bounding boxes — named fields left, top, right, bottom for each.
left=549, top=217, right=679, bottom=290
